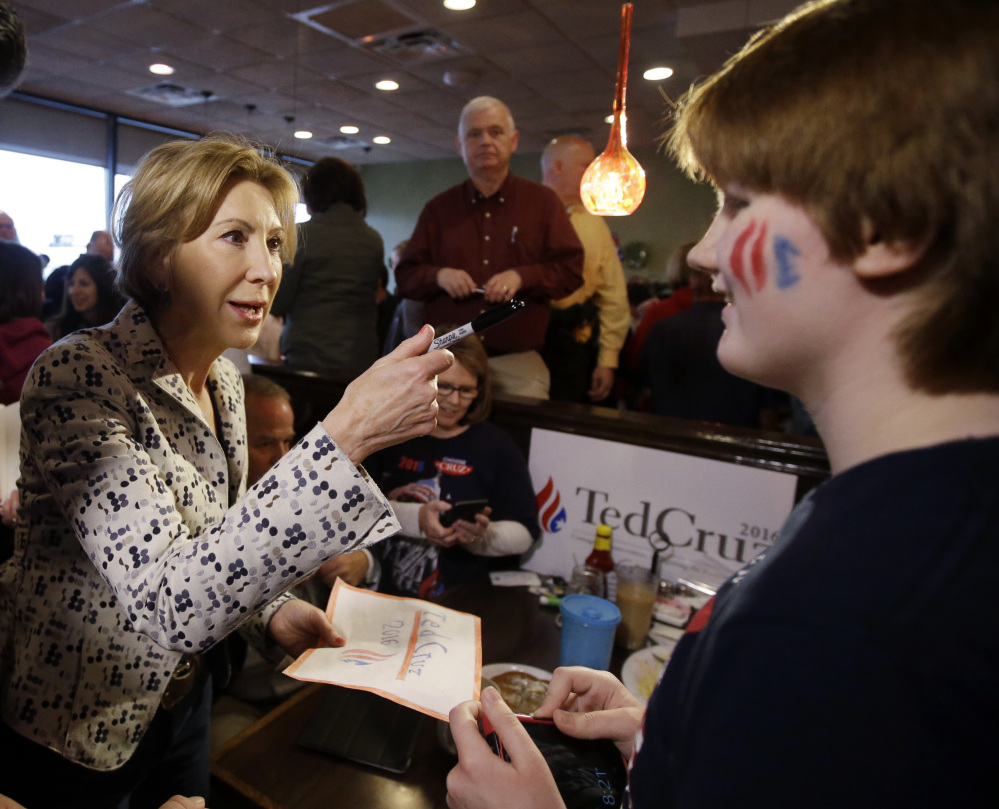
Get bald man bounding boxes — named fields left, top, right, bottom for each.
left=0, top=211, right=17, bottom=243
left=541, top=135, right=630, bottom=403
left=86, top=230, right=114, bottom=262
left=395, top=96, right=583, bottom=399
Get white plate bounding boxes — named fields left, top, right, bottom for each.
left=621, top=643, right=675, bottom=705
left=481, top=662, right=553, bottom=682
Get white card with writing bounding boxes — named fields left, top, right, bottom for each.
left=284, top=580, right=482, bottom=721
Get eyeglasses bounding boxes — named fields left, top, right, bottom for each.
left=438, top=383, right=478, bottom=400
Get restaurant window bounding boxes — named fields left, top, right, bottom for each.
left=0, top=148, right=107, bottom=272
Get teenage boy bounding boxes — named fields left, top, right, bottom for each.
left=445, top=0, right=999, bottom=807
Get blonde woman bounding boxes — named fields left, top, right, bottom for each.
left=0, top=136, right=451, bottom=807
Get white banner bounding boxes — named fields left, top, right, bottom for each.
left=526, top=429, right=798, bottom=590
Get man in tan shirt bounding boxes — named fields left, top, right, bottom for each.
left=541, top=135, right=630, bottom=403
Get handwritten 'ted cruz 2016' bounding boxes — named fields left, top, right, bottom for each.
left=397, top=609, right=451, bottom=679
left=729, top=219, right=801, bottom=294
left=341, top=610, right=452, bottom=680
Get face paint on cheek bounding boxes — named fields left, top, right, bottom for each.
left=729, top=220, right=757, bottom=296
left=750, top=222, right=769, bottom=292
left=774, top=235, right=802, bottom=289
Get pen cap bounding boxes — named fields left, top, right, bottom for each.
left=471, top=299, right=524, bottom=331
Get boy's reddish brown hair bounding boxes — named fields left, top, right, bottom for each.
left=668, top=0, right=999, bottom=393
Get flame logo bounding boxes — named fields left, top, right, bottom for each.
left=535, top=476, right=567, bottom=533
left=339, top=648, right=397, bottom=666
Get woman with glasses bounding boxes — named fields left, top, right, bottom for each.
left=331, top=331, right=539, bottom=599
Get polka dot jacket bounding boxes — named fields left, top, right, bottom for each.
left=0, top=301, right=400, bottom=770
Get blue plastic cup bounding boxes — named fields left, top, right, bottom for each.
left=559, top=594, right=622, bottom=670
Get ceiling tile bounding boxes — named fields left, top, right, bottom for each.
left=405, top=0, right=532, bottom=27
left=86, top=5, right=208, bottom=49
left=23, top=42, right=91, bottom=76
left=337, top=70, right=435, bottom=95
left=539, top=0, right=676, bottom=40
left=163, top=34, right=271, bottom=73
left=296, top=46, right=397, bottom=80
left=229, top=89, right=300, bottom=116
left=292, top=79, right=369, bottom=108
left=16, top=5, right=71, bottom=37
left=106, top=51, right=216, bottom=84
left=226, top=17, right=344, bottom=58
left=30, top=24, right=146, bottom=61
left=19, top=74, right=114, bottom=105
left=16, top=0, right=120, bottom=18
left=147, top=0, right=280, bottom=35
left=71, top=62, right=156, bottom=93
left=445, top=10, right=564, bottom=53
left=193, top=73, right=271, bottom=104
left=520, top=67, right=610, bottom=99
left=230, top=59, right=325, bottom=91
left=490, top=44, right=593, bottom=78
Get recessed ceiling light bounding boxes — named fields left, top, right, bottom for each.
left=294, top=130, right=313, bottom=139
left=340, top=125, right=360, bottom=134
left=444, top=0, right=476, bottom=9
left=375, top=79, right=399, bottom=91
left=643, top=67, right=674, bottom=81
left=149, top=63, right=174, bottom=75
left=373, top=136, right=391, bottom=145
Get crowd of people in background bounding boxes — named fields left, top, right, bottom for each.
left=1, top=93, right=796, bottom=436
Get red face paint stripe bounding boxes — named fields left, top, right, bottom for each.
left=751, top=221, right=768, bottom=292
left=729, top=220, right=756, bottom=296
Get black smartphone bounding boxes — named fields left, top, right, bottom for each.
left=479, top=714, right=627, bottom=809
left=439, top=498, right=489, bottom=528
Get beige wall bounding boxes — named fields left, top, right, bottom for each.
left=361, top=144, right=717, bottom=289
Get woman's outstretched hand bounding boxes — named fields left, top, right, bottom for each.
left=268, top=598, right=344, bottom=658
left=323, top=325, right=453, bottom=465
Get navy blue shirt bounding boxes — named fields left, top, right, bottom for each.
left=365, top=422, right=540, bottom=598
left=629, top=437, right=999, bottom=808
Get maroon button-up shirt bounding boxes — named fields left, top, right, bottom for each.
left=395, top=173, right=584, bottom=355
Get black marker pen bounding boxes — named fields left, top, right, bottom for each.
left=428, top=299, right=525, bottom=352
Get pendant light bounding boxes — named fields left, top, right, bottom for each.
left=580, top=3, right=647, bottom=216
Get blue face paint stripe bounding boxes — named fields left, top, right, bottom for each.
left=774, top=235, right=802, bottom=289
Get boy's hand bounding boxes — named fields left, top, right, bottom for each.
left=534, top=667, right=645, bottom=760
left=159, top=798, right=207, bottom=809
left=446, top=687, right=566, bottom=809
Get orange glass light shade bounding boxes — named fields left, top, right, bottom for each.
left=581, top=3, right=646, bottom=216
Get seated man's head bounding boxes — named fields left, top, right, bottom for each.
left=243, top=375, right=296, bottom=487
left=668, top=0, right=999, bottom=396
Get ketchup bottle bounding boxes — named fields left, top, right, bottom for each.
left=585, top=524, right=617, bottom=600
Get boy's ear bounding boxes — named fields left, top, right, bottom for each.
left=854, top=219, right=933, bottom=279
